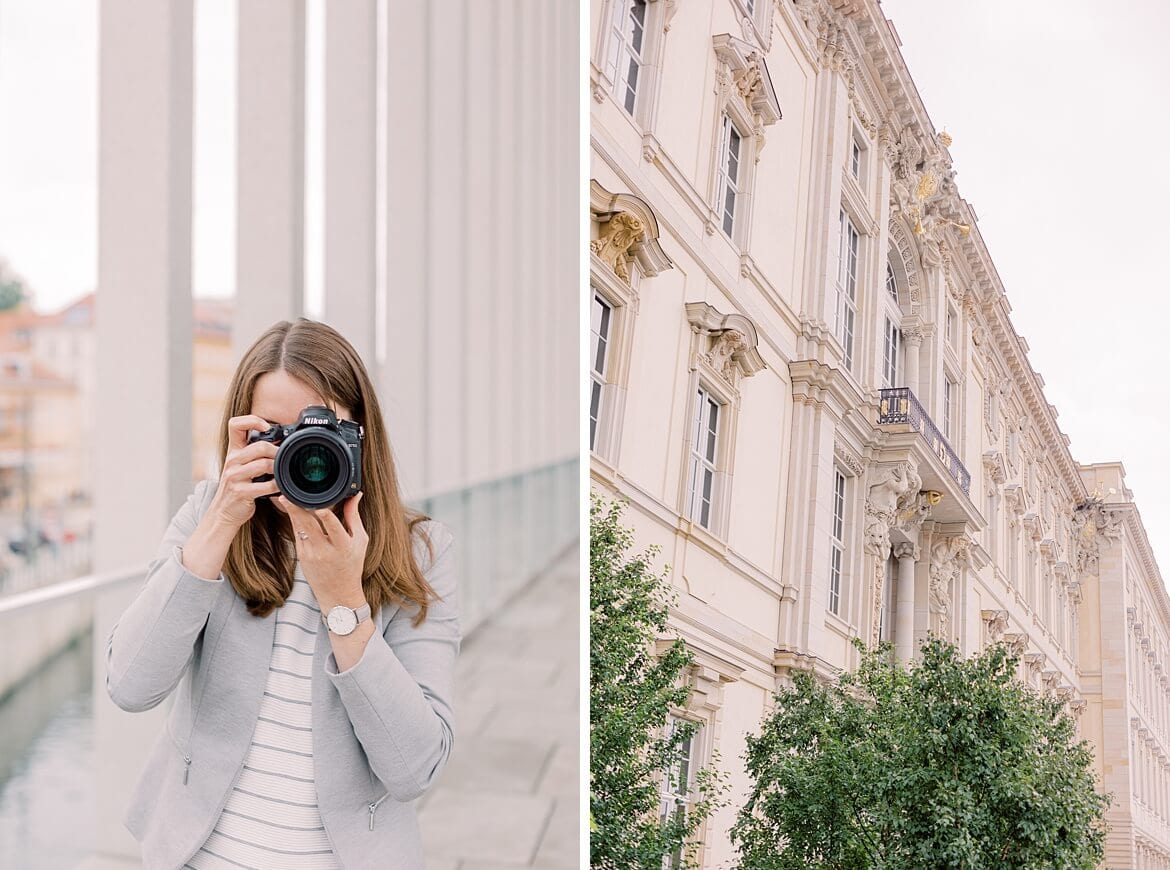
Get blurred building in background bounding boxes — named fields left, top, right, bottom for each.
left=590, top=0, right=1168, bottom=865
left=0, top=1, right=578, bottom=868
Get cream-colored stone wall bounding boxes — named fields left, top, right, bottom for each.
left=591, top=0, right=1164, bottom=865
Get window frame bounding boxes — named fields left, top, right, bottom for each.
left=835, top=209, right=860, bottom=371
left=659, top=716, right=701, bottom=870
left=716, top=114, right=745, bottom=239
left=685, top=384, right=723, bottom=531
left=829, top=466, right=847, bottom=617
left=603, top=0, right=648, bottom=117
left=590, top=292, right=615, bottom=452
left=594, top=0, right=668, bottom=131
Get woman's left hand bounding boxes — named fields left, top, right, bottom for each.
left=277, top=492, right=369, bottom=608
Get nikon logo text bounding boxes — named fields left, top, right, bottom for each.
left=304, top=417, right=330, bottom=425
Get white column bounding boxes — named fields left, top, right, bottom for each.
left=424, top=0, right=467, bottom=495
left=382, top=0, right=429, bottom=497
left=323, top=0, right=377, bottom=369
left=904, top=328, right=922, bottom=396
left=463, top=0, right=498, bottom=484
left=492, top=0, right=518, bottom=477
left=235, top=0, right=305, bottom=359
left=895, top=541, right=917, bottom=661
left=94, top=0, right=194, bottom=857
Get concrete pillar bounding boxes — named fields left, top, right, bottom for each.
left=94, top=0, right=195, bottom=858
left=463, top=0, right=499, bottom=485
left=235, top=0, right=305, bottom=359
left=894, top=541, right=917, bottom=661
left=323, top=0, right=377, bottom=370
left=382, top=0, right=428, bottom=498
left=424, top=0, right=467, bottom=495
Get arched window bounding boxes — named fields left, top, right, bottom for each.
left=880, top=259, right=903, bottom=388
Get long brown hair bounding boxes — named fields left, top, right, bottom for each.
left=217, top=318, right=437, bottom=624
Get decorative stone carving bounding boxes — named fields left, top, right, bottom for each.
left=590, top=212, right=644, bottom=284
left=982, top=451, right=1007, bottom=486
left=1001, top=632, right=1028, bottom=657
left=1024, top=652, right=1045, bottom=676
left=888, top=220, right=922, bottom=311
left=685, top=302, right=766, bottom=387
left=712, top=35, right=782, bottom=125
left=590, top=182, right=673, bottom=282
left=1021, top=513, right=1042, bottom=541
left=703, top=329, right=748, bottom=381
left=892, top=540, right=919, bottom=561
left=896, top=491, right=937, bottom=544
left=1071, top=499, right=1124, bottom=576
left=734, top=52, right=765, bottom=103
left=929, top=536, right=969, bottom=634
left=834, top=439, right=864, bottom=477
left=981, top=609, right=1009, bottom=642
left=864, top=463, right=922, bottom=558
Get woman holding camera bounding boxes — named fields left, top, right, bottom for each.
left=105, top=318, right=459, bottom=869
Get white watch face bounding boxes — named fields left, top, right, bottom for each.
left=326, top=606, right=358, bottom=635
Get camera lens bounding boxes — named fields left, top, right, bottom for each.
left=289, top=443, right=339, bottom=494
left=274, top=427, right=351, bottom=508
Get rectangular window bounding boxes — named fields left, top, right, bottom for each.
left=835, top=210, right=859, bottom=370
left=687, top=387, right=720, bottom=529
left=718, top=116, right=743, bottom=238
left=605, top=0, right=647, bottom=115
left=850, top=138, right=862, bottom=180
left=943, top=376, right=955, bottom=441
left=829, top=468, right=846, bottom=616
left=946, top=304, right=957, bottom=346
left=659, top=719, right=699, bottom=870
left=590, top=294, right=613, bottom=451
left=882, top=317, right=900, bottom=388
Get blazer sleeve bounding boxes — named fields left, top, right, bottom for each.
left=105, top=478, right=228, bottom=713
left=324, top=520, right=461, bottom=802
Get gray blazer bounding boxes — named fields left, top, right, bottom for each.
left=106, top=479, right=459, bottom=869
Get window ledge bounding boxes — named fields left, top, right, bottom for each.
left=824, top=609, right=857, bottom=639
left=678, top=516, right=729, bottom=559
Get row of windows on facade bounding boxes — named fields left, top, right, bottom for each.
left=592, top=285, right=962, bottom=628
left=604, top=0, right=776, bottom=242
left=606, top=2, right=964, bottom=444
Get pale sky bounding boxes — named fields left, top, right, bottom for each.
left=3, top=1, right=1170, bottom=575
left=881, top=0, right=1170, bottom=575
left=0, top=0, right=325, bottom=315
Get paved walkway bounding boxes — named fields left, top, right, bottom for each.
left=419, top=543, right=580, bottom=870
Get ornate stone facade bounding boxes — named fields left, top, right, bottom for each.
left=590, top=0, right=1166, bottom=864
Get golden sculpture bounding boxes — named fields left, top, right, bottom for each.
left=590, top=211, right=645, bottom=284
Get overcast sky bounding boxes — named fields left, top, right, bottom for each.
left=880, top=0, right=1170, bottom=576
left=3, top=1, right=1170, bottom=577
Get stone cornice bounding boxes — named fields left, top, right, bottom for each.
left=820, top=2, right=1086, bottom=504
left=1113, top=502, right=1170, bottom=642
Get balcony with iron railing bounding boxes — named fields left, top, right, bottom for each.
left=878, top=387, right=972, bottom=496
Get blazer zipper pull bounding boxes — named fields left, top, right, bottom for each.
left=368, top=801, right=376, bottom=831
left=183, top=754, right=192, bottom=785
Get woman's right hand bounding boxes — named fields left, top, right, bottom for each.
left=207, top=415, right=282, bottom=529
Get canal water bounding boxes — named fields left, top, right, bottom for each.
left=0, top=627, right=95, bottom=868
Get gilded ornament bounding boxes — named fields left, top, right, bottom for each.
left=590, top=211, right=645, bottom=284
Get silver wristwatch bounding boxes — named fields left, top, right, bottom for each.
left=322, top=602, right=372, bottom=636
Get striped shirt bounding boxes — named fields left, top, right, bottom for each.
left=186, top=559, right=341, bottom=869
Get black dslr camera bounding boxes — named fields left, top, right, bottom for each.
left=247, top=405, right=364, bottom=509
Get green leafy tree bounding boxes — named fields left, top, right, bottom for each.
left=591, top=494, right=727, bottom=869
left=732, top=638, right=1109, bottom=869
left=0, top=259, right=28, bottom=311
